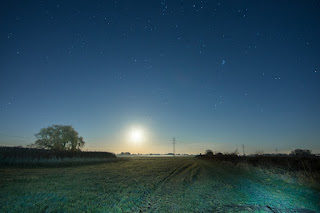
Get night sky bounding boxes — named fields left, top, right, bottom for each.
left=1, top=1, right=319, bottom=154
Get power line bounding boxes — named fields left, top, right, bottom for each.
left=242, top=144, right=245, bottom=156
left=172, top=137, right=176, bottom=156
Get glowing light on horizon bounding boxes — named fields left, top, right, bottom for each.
left=128, top=128, right=144, bottom=144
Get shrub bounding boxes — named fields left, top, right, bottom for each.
left=205, top=149, right=214, bottom=157
left=0, top=146, right=116, bottom=166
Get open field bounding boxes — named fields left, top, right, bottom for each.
left=1, top=157, right=319, bottom=212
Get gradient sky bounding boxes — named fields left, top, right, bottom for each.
left=1, top=0, right=319, bottom=154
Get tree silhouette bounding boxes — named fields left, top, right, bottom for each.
left=290, top=149, right=312, bottom=156
left=205, top=149, right=214, bottom=157
left=33, top=125, right=85, bottom=151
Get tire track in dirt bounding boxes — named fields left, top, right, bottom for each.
left=159, top=162, right=193, bottom=185
left=182, top=162, right=201, bottom=186
left=139, top=159, right=201, bottom=212
left=153, top=160, right=200, bottom=191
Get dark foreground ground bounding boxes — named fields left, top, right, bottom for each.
left=1, top=157, right=319, bottom=212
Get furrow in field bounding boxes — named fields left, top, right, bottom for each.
left=159, top=162, right=193, bottom=184
left=139, top=159, right=201, bottom=212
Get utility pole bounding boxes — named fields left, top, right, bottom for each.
left=172, top=137, right=176, bottom=156
left=242, top=144, right=245, bottom=156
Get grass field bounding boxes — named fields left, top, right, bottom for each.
left=1, top=157, right=319, bottom=212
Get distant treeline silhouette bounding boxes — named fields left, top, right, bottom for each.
left=0, top=146, right=116, bottom=160
left=197, top=151, right=320, bottom=173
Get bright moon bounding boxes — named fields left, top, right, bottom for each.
left=129, top=128, right=144, bottom=143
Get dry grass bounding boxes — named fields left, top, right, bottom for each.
left=1, top=157, right=319, bottom=212
left=199, top=154, right=320, bottom=190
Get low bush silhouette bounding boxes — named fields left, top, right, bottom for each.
left=205, top=149, right=214, bottom=157
left=290, top=149, right=312, bottom=156
left=197, top=153, right=319, bottom=173
left=0, top=146, right=116, bottom=167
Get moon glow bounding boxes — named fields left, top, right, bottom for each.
left=129, top=128, right=144, bottom=144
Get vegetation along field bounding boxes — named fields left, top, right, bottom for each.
left=1, top=157, right=319, bottom=212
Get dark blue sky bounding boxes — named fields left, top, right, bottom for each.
left=1, top=0, right=319, bottom=154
